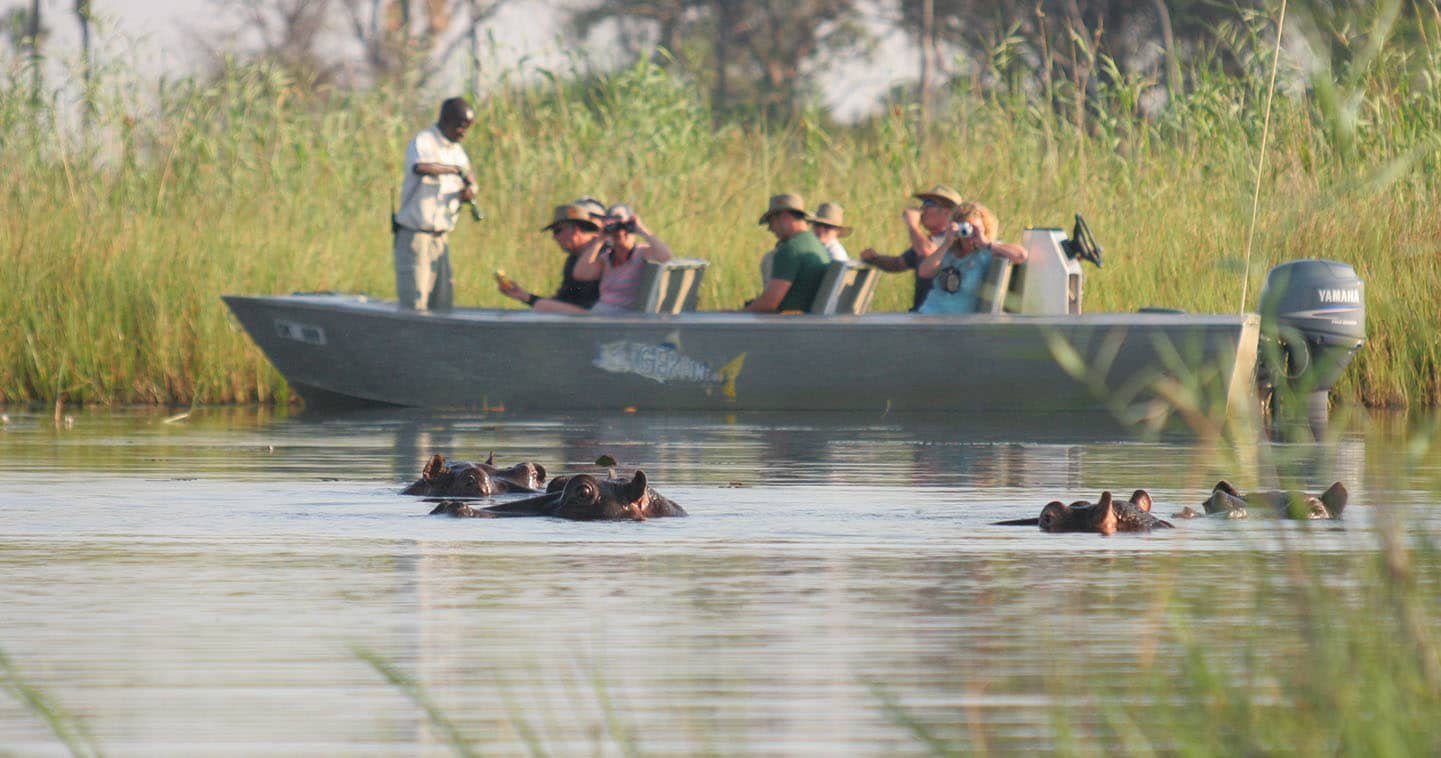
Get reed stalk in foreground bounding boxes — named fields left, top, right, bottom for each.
left=1, top=6, right=1438, bottom=408
left=0, top=647, right=103, bottom=758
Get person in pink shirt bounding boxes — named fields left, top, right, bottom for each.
left=567, top=203, right=675, bottom=314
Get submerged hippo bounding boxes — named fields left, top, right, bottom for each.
left=401, top=453, right=546, bottom=497
left=1175, top=480, right=1349, bottom=520
left=429, top=470, right=686, bottom=521
left=995, top=490, right=1174, bottom=535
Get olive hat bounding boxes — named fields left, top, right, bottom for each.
left=913, top=184, right=963, bottom=207
left=758, top=193, right=808, bottom=225
left=541, top=203, right=601, bottom=232
left=810, top=202, right=851, bottom=237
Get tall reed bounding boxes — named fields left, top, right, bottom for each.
left=1, top=9, right=1437, bottom=407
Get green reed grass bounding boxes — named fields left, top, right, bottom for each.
left=2, top=7, right=1438, bottom=407
left=0, top=647, right=103, bottom=758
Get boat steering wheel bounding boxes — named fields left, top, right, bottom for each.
left=1066, top=213, right=1104, bottom=268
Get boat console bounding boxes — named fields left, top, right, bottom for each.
left=1014, top=227, right=1086, bottom=315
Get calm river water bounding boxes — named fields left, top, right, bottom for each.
left=1, top=407, right=1438, bottom=755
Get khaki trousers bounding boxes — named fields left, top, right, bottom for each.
left=394, top=228, right=453, bottom=311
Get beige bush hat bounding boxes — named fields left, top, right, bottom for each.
left=541, top=204, right=601, bottom=232
left=573, top=196, right=608, bottom=220
left=810, top=202, right=851, bottom=237
left=913, top=184, right=963, bottom=207
left=758, top=193, right=808, bottom=225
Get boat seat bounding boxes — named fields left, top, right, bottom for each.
left=808, top=260, right=881, bottom=315
left=975, top=257, right=1014, bottom=314
left=636, top=258, right=708, bottom=314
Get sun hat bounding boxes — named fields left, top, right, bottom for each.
left=912, top=184, right=963, bottom=207
left=758, top=193, right=808, bottom=225
left=810, top=202, right=851, bottom=237
left=541, top=204, right=601, bottom=232
left=573, top=196, right=608, bottom=220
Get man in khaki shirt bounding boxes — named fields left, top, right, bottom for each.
left=393, top=97, right=477, bottom=310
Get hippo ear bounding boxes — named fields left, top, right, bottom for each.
left=623, top=470, right=649, bottom=504
left=1320, top=482, right=1348, bottom=516
left=485, top=450, right=495, bottom=466
left=423, top=454, right=447, bottom=481
left=534, top=463, right=546, bottom=483
left=1094, top=492, right=1118, bottom=536
left=547, top=475, right=569, bottom=493
left=1131, top=490, right=1152, bottom=512
left=1215, top=480, right=1238, bottom=496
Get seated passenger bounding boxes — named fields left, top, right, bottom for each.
left=498, top=204, right=602, bottom=310
left=916, top=202, right=1028, bottom=314
left=810, top=202, right=852, bottom=262
left=859, top=184, right=961, bottom=311
left=579, top=204, right=675, bottom=314
left=742, top=193, right=828, bottom=313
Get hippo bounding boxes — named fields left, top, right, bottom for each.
left=1175, top=480, right=1349, bottom=520
left=429, top=470, right=686, bottom=521
left=995, top=490, right=1174, bottom=535
left=401, top=453, right=546, bottom=497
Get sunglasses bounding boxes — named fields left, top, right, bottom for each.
left=921, top=199, right=949, bottom=209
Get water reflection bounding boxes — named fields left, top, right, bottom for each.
left=0, top=407, right=1434, bottom=754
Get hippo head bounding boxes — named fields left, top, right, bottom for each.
left=548, top=473, right=650, bottom=521
left=401, top=454, right=546, bottom=497
left=1038, top=493, right=1120, bottom=535
left=541, top=471, right=686, bottom=520
left=1203, top=480, right=1248, bottom=514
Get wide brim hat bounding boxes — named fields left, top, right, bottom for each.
left=758, top=193, right=808, bottom=225
left=810, top=202, right=851, bottom=237
left=541, top=204, right=601, bottom=232
left=913, top=184, right=963, bottom=208
left=573, top=196, right=608, bottom=220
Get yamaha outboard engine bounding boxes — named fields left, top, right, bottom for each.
left=1257, top=260, right=1365, bottom=435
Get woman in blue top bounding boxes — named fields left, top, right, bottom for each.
left=916, top=202, right=1028, bottom=314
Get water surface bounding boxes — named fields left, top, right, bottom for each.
left=1, top=408, right=1437, bottom=755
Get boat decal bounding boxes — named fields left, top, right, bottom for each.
left=274, top=319, right=327, bottom=346
left=593, top=332, right=746, bottom=398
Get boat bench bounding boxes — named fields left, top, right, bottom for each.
left=809, top=260, right=881, bottom=315
left=976, top=257, right=1014, bottom=314
left=636, top=258, right=708, bottom=314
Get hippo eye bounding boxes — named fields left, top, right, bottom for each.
left=564, top=475, right=600, bottom=503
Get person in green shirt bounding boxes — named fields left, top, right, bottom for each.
left=743, top=193, right=829, bottom=313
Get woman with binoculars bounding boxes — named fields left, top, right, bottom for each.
left=576, top=204, right=675, bottom=314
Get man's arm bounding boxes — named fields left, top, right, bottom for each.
left=744, top=278, right=793, bottom=313
left=571, top=237, right=607, bottom=281
left=904, top=208, right=941, bottom=258
left=859, top=248, right=911, bottom=272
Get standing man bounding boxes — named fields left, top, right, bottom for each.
left=743, top=193, right=828, bottom=313
left=859, top=184, right=961, bottom=311
left=393, top=97, right=477, bottom=311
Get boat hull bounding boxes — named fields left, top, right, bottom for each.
left=222, top=294, right=1260, bottom=414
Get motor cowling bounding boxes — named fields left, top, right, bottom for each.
left=1258, top=260, right=1365, bottom=432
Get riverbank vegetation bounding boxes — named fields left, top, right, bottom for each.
left=1, top=3, right=1437, bottom=408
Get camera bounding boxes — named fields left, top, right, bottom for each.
left=953, top=221, right=976, bottom=239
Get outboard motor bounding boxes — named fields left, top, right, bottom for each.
left=1257, top=260, right=1365, bottom=435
